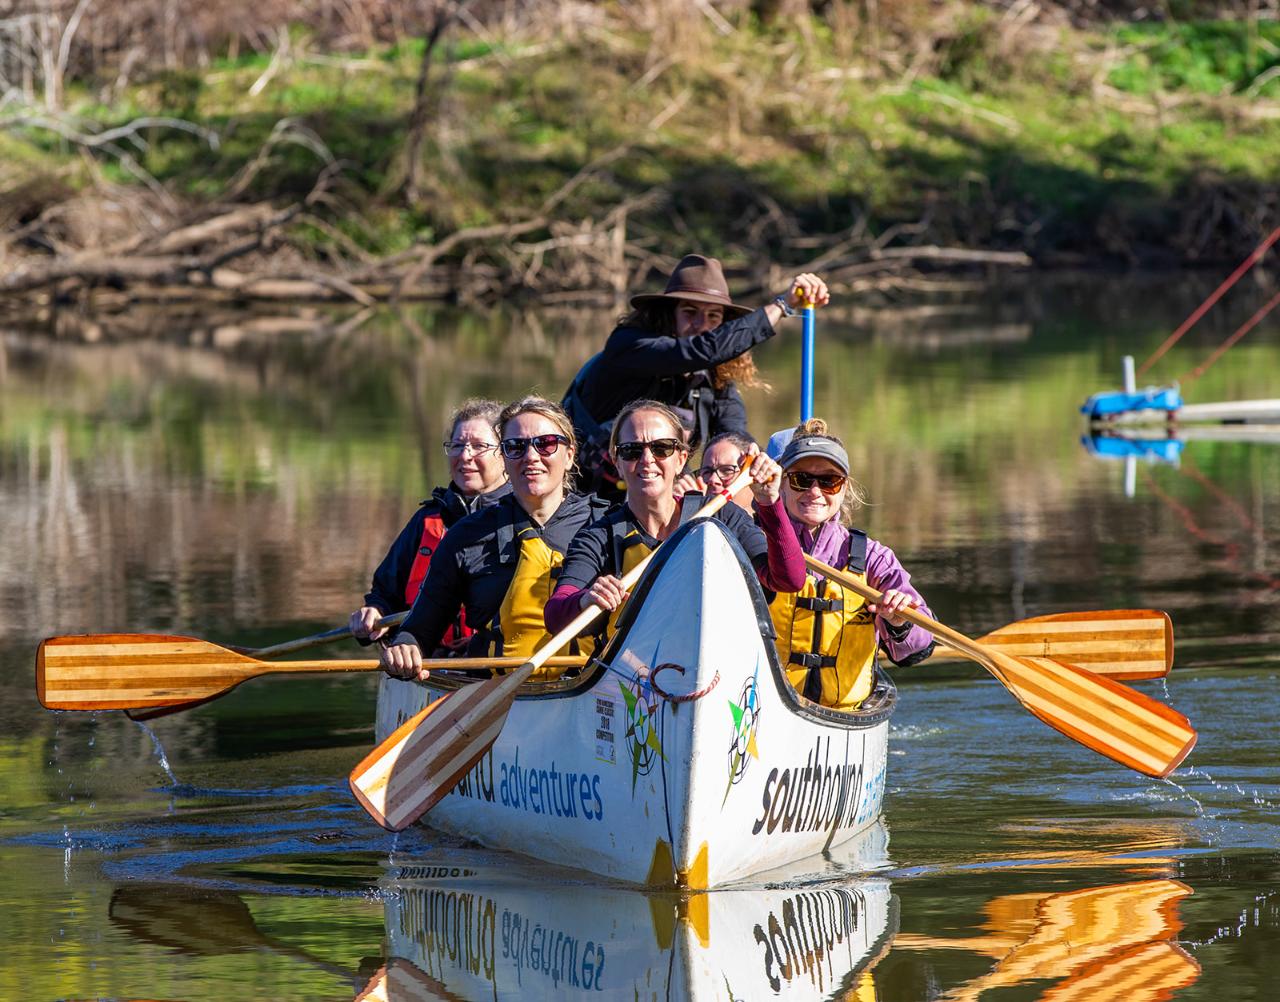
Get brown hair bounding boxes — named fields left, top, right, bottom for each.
left=616, top=304, right=767, bottom=391
left=789, top=418, right=868, bottom=524
left=449, top=398, right=503, bottom=441
left=701, top=430, right=755, bottom=463
left=609, top=399, right=689, bottom=457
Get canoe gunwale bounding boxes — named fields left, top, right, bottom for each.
left=403, top=518, right=897, bottom=731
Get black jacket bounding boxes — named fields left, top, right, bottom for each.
left=564, top=308, right=776, bottom=440
left=399, top=491, right=607, bottom=655
left=362, top=482, right=512, bottom=614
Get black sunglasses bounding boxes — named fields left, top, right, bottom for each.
left=500, top=434, right=570, bottom=459
left=614, top=438, right=684, bottom=462
left=786, top=471, right=847, bottom=494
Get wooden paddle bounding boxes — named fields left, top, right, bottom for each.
left=923, top=609, right=1173, bottom=681
left=348, top=460, right=759, bottom=832
left=230, top=610, right=409, bottom=658
left=804, top=555, right=1196, bottom=778
left=34, top=635, right=587, bottom=712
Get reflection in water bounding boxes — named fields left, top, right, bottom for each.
left=5, top=280, right=1280, bottom=997
left=374, top=861, right=894, bottom=1000
left=895, top=879, right=1198, bottom=1001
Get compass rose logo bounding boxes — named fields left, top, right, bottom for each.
left=620, top=670, right=663, bottom=792
left=724, top=665, right=761, bottom=803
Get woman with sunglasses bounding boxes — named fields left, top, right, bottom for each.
left=379, top=397, right=609, bottom=682
left=561, top=254, right=830, bottom=497
left=543, top=400, right=806, bottom=637
left=674, top=430, right=757, bottom=512
left=773, top=419, right=936, bottom=711
left=349, top=399, right=511, bottom=650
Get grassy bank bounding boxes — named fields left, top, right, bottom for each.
left=3, top=4, right=1279, bottom=295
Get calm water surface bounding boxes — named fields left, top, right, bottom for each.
left=2, top=274, right=1278, bottom=999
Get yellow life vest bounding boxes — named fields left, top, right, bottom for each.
left=770, top=530, right=879, bottom=710
left=604, top=495, right=704, bottom=637
left=483, top=525, right=594, bottom=679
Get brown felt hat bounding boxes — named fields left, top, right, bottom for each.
left=630, top=254, right=752, bottom=320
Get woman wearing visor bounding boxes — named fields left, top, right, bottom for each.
left=772, top=419, right=936, bottom=711
left=379, top=397, right=608, bottom=682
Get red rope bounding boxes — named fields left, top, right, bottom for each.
left=1177, top=289, right=1280, bottom=384
left=1136, top=226, right=1280, bottom=378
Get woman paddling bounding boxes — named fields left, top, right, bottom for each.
left=562, top=255, right=830, bottom=496
left=380, top=397, right=607, bottom=682
left=543, top=400, right=806, bottom=637
left=772, top=419, right=936, bottom=710
left=674, top=430, right=757, bottom=512
left=349, top=399, right=511, bottom=651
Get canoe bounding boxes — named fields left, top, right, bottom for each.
left=374, top=517, right=896, bottom=888
left=367, top=825, right=895, bottom=1001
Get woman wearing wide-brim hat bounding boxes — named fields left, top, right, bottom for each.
left=562, top=254, right=829, bottom=497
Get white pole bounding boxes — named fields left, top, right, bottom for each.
left=1122, top=355, right=1136, bottom=394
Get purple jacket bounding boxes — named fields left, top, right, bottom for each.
left=793, top=516, right=936, bottom=666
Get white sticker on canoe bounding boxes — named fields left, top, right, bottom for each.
left=594, top=695, right=616, bottom=765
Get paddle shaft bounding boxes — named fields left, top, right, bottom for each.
left=800, top=303, right=815, bottom=421
left=237, top=611, right=408, bottom=658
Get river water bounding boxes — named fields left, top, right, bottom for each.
left=2, top=273, right=1277, bottom=1000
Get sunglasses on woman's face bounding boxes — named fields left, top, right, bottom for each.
left=614, top=438, right=683, bottom=463
left=500, top=434, right=570, bottom=459
left=786, top=471, right=847, bottom=495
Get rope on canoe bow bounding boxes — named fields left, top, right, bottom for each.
left=649, top=663, right=721, bottom=703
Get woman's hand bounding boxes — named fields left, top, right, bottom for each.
left=870, top=589, right=920, bottom=628
left=349, top=606, right=388, bottom=641
left=785, top=273, right=830, bottom=310
left=380, top=632, right=428, bottom=682
left=673, top=471, right=704, bottom=498
left=580, top=574, right=630, bottom=613
left=747, top=451, right=782, bottom=506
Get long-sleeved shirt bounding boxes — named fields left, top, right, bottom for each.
left=794, top=516, right=936, bottom=667
left=570, top=308, right=777, bottom=432
left=543, top=496, right=805, bottom=634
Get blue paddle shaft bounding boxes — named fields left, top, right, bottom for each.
left=800, top=305, right=815, bottom=421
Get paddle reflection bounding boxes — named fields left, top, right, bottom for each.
left=894, top=877, right=1199, bottom=1001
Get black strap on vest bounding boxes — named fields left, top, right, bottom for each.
left=800, top=528, right=870, bottom=702
left=606, top=494, right=702, bottom=576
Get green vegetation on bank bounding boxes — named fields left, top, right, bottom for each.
left=6, top=8, right=1278, bottom=268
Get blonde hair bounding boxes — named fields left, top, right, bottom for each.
left=498, top=396, right=577, bottom=450
left=789, top=418, right=867, bottom=525
left=609, top=399, right=689, bottom=456
left=713, top=351, right=769, bottom=391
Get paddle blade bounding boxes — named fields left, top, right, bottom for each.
left=993, top=653, right=1196, bottom=778
left=930, top=610, right=1174, bottom=681
left=349, top=667, right=528, bottom=831
left=36, top=634, right=258, bottom=710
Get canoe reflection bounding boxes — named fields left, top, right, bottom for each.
left=367, top=855, right=895, bottom=1000
left=895, top=878, right=1199, bottom=1001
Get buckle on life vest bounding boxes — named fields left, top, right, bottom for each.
left=796, top=596, right=844, bottom=613
left=788, top=652, right=837, bottom=670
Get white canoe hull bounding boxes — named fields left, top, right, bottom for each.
left=373, top=830, right=895, bottom=1001
left=375, top=519, right=895, bottom=887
